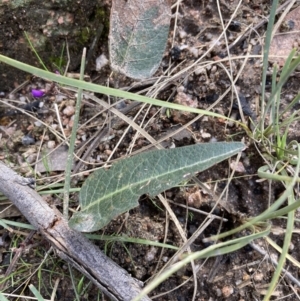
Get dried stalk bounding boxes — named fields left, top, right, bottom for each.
left=0, top=162, right=150, bottom=301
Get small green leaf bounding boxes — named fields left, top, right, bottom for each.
left=0, top=292, right=9, bottom=301
left=69, top=142, right=244, bottom=232
left=109, top=0, right=171, bottom=79
left=29, top=284, right=46, bottom=301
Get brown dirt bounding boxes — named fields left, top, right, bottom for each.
left=1, top=0, right=300, bottom=300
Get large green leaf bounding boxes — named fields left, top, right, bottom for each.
left=109, top=0, right=171, bottom=79
left=69, top=142, right=244, bottom=232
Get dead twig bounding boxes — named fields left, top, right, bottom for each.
left=0, top=162, right=150, bottom=301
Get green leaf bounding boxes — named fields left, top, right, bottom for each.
left=29, top=284, right=45, bottom=301
left=0, top=293, right=9, bottom=301
left=69, top=142, right=244, bottom=232
left=109, top=0, right=171, bottom=79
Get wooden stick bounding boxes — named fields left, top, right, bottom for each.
left=0, top=162, right=150, bottom=301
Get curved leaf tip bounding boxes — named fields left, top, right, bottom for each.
left=69, top=142, right=244, bottom=232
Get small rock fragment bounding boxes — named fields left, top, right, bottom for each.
left=230, top=160, right=246, bottom=173
left=47, top=140, right=56, bottom=149
left=22, top=135, right=35, bottom=146
left=253, top=272, right=264, bottom=282
left=96, top=54, right=109, bottom=71
left=63, top=105, right=75, bottom=116
left=222, top=285, right=234, bottom=298
left=178, top=29, right=187, bottom=39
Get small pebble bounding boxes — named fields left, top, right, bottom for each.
left=56, top=94, right=67, bottom=102
left=211, top=65, right=217, bottom=74
left=194, top=68, right=204, bottom=75
left=22, top=135, right=35, bottom=146
left=104, top=149, right=112, bottom=155
left=96, top=54, right=109, bottom=71
left=230, top=160, right=246, bottom=173
left=47, top=141, right=56, bottom=149
left=145, top=247, right=157, bottom=262
left=209, top=82, right=216, bottom=90
left=205, top=33, right=213, bottom=41
left=270, top=252, right=278, bottom=263
left=19, top=163, right=31, bottom=174
left=177, top=85, right=185, bottom=93
left=253, top=272, right=264, bottom=282
left=179, top=29, right=187, bottom=39
left=216, top=288, right=222, bottom=297
left=26, top=154, right=37, bottom=164
left=243, top=273, right=250, bottom=281
left=89, top=157, right=96, bottom=163
left=63, top=105, right=75, bottom=116
left=62, top=118, right=69, bottom=126
left=200, top=130, right=211, bottom=139
left=222, top=285, right=234, bottom=298
left=189, top=47, right=198, bottom=57
left=34, top=120, right=42, bottom=127
left=179, top=44, right=188, bottom=51
left=115, top=100, right=127, bottom=110
left=243, top=156, right=250, bottom=167
left=68, top=119, right=74, bottom=128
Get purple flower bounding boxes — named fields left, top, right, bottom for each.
left=31, top=89, right=45, bottom=98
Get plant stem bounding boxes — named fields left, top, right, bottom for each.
left=63, top=48, right=86, bottom=219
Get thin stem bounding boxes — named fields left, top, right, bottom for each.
left=63, top=48, right=86, bottom=219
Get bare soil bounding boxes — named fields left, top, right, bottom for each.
left=1, top=0, right=300, bottom=300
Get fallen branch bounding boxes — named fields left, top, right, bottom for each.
left=0, top=162, right=150, bottom=301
